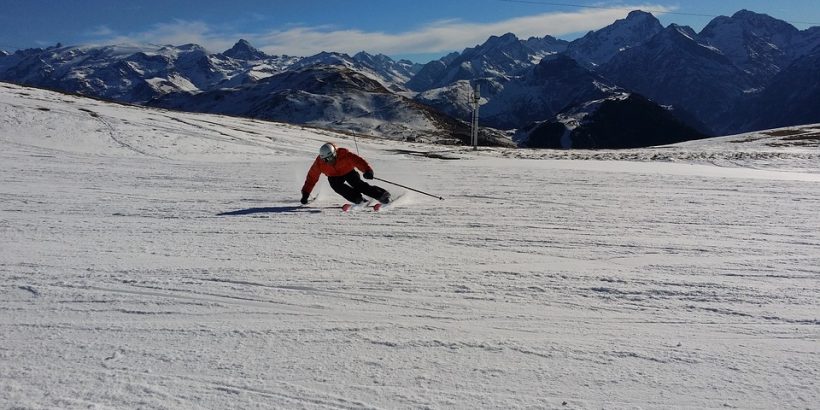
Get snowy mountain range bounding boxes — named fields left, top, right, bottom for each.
left=599, top=11, right=820, bottom=135
left=0, top=40, right=420, bottom=102
left=148, top=64, right=511, bottom=146
left=600, top=24, right=752, bottom=135
left=406, top=33, right=567, bottom=91
left=1, top=9, right=818, bottom=148
left=413, top=9, right=820, bottom=138
left=414, top=52, right=708, bottom=148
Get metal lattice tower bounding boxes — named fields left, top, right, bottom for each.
left=471, top=83, right=480, bottom=150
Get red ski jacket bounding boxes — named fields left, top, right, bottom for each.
left=301, top=148, right=373, bottom=194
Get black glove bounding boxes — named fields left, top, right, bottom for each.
left=363, top=170, right=374, bottom=180
left=300, top=191, right=309, bottom=204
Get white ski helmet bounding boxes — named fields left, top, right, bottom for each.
left=319, top=142, right=337, bottom=161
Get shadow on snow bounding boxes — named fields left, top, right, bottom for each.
left=217, top=206, right=322, bottom=216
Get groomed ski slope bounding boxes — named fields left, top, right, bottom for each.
left=1, top=82, right=819, bottom=409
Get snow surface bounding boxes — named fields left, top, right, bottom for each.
left=1, top=82, right=819, bottom=409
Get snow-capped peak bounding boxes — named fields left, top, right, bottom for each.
left=222, top=39, right=268, bottom=61
left=565, top=10, right=663, bottom=67
left=484, top=32, right=520, bottom=48
left=699, top=10, right=803, bottom=81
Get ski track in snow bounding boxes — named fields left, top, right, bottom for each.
left=1, top=83, right=819, bottom=409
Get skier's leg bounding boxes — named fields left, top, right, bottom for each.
left=343, top=171, right=389, bottom=202
left=328, top=175, right=365, bottom=203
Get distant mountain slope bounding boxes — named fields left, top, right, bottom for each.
left=416, top=54, right=707, bottom=149
left=518, top=93, right=708, bottom=149
left=406, top=33, right=567, bottom=91
left=734, top=47, right=820, bottom=132
left=416, top=53, right=609, bottom=124
left=289, top=51, right=420, bottom=91
left=149, top=65, right=513, bottom=146
left=0, top=41, right=460, bottom=143
left=415, top=54, right=614, bottom=130
left=0, top=42, right=296, bottom=102
left=477, top=54, right=614, bottom=129
left=601, top=24, right=752, bottom=135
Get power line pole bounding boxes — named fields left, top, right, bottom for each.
left=471, top=83, right=480, bottom=150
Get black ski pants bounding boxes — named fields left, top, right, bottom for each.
left=328, top=171, right=387, bottom=203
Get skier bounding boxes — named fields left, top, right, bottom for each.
left=300, top=142, right=391, bottom=206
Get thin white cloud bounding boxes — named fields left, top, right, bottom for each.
left=88, top=20, right=236, bottom=50
left=88, top=4, right=675, bottom=56
left=86, top=26, right=115, bottom=38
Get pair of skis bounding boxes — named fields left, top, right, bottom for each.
left=300, top=196, right=391, bottom=212
left=342, top=201, right=388, bottom=212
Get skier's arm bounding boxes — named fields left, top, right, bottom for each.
left=350, top=152, right=373, bottom=175
left=301, top=157, right=322, bottom=195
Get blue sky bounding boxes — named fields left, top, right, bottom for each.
left=2, top=0, right=819, bottom=62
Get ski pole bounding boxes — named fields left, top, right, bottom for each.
left=374, top=177, right=444, bottom=200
